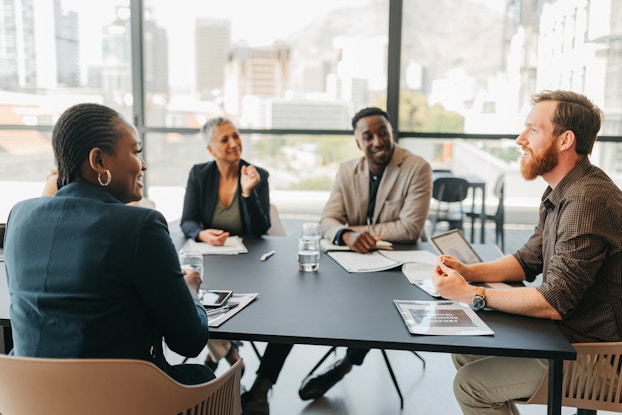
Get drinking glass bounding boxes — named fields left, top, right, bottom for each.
left=297, top=237, right=320, bottom=272
left=179, top=250, right=204, bottom=280
left=301, top=222, right=320, bottom=239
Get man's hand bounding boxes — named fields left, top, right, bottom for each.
left=343, top=231, right=378, bottom=253
left=432, top=262, right=474, bottom=303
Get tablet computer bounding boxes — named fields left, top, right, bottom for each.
left=429, top=229, right=482, bottom=264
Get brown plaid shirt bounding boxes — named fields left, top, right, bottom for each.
left=514, top=157, right=622, bottom=343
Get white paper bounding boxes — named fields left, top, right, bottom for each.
left=394, top=300, right=494, bottom=335
left=401, top=263, right=440, bottom=297
left=208, top=292, right=258, bottom=327
left=183, top=236, right=248, bottom=255
left=326, top=251, right=401, bottom=273
left=381, top=249, right=437, bottom=264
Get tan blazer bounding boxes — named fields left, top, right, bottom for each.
left=320, top=146, right=432, bottom=243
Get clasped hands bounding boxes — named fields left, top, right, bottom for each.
left=343, top=231, right=380, bottom=253
left=432, top=255, right=474, bottom=304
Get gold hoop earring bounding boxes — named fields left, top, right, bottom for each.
left=97, top=170, right=111, bottom=186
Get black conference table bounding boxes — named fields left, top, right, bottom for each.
left=170, top=232, right=575, bottom=415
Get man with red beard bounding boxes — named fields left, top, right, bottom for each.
left=432, top=90, right=622, bottom=415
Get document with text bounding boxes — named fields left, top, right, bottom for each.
left=208, top=293, right=258, bottom=327
left=394, top=300, right=494, bottom=335
left=183, top=236, right=248, bottom=255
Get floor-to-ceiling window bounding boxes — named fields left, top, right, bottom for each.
left=1, top=0, right=621, bottom=223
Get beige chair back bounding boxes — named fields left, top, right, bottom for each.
left=520, top=342, right=622, bottom=412
left=267, top=203, right=286, bottom=236
left=0, top=355, right=243, bottom=415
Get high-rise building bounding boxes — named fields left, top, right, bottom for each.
left=224, top=42, right=290, bottom=116
left=195, top=18, right=230, bottom=100
left=54, top=0, right=80, bottom=87
left=0, top=0, right=39, bottom=90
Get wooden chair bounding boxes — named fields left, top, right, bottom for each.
left=517, top=342, right=622, bottom=415
left=0, top=355, right=243, bottom=415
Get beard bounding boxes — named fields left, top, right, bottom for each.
left=520, top=139, right=559, bottom=180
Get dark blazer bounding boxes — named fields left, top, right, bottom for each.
left=180, top=159, right=271, bottom=241
left=4, top=182, right=211, bottom=384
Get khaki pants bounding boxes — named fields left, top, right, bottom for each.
left=207, top=339, right=232, bottom=361
left=452, top=354, right=548, bottom=415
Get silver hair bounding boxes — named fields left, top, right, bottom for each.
left=200, top=117, right=236, bottom=145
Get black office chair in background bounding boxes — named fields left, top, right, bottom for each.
left=465, top=174, right=505, bottom=252
left=428, top=176, right=470, bottom=236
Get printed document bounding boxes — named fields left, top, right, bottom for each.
left=208, top=292, right=258, bottom=327
left=182, top=236, right=248, bottom=255
left=394, top=300, right=494, bottom=335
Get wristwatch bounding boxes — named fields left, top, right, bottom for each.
left=472, top=287, right=486, bottom=310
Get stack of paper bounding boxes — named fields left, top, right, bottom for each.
left=182, top=236, right=248, bottom=255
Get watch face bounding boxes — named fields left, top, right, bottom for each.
left=472, top=296, right=486, bottom=309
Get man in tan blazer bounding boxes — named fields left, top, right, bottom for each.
left=299, top=106, right=433, bottom=400
left=319, top=106, right=432, bottom=252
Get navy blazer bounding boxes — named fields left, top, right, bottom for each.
left=180, top=159, right=271, bottom=241
left=4, top=182, right=210, bottom=382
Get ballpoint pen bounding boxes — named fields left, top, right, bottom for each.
left=205, top=303, right=237, bottom=316
left=367, top=217, right=372, bottom=235
left=260, top=250, right=276, bottom=261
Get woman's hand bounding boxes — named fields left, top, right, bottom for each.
left=181, top=269, right=202, bottom=299
left=240, top=165, right=260, bottom=197
left=198, top=229, right=230, bottom=246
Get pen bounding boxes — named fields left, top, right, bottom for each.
left=205, top=304, right=233, bottom=316
left=367, top=217, right=371, bottom=235
left=260, top=250, right=276, bottom=261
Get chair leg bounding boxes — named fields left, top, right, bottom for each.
left=249, top=341, right=263, bottom=361
left=381, top=350, right=404, bottom=410
left=412, top=351, right=426, bottom=369
left=576, top=409, right=597, bottom=415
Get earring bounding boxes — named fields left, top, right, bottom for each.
left=97, top=169, right=111, bottom=186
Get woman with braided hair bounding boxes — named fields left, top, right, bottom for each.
left=4, top=102, right=215, bottom=385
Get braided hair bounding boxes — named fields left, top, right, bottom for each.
left=52, top=103, right=123, bottom=189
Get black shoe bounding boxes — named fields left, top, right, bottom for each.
left=241, top=391, right=269, bottom=415
left=298, top=360, right=347, bottom=400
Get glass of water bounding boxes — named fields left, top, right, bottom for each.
left=297, top=237, right=320, bottom=272
left=179, top=250, right=204, bottom=280
left=301, top=222, right=320, bottom=239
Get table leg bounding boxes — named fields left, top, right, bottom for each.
left=547, top=358, right=563, bottom=415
